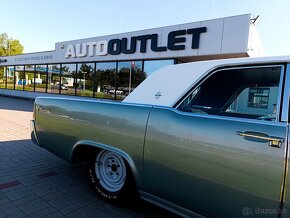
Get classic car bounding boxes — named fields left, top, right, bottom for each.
left=31, top=56, right=290, bottom=218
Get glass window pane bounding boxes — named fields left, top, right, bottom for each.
left=7, top=66, right=14, bottom=89
left=143, top=59, right=174, bottom=77
left=24, top=65, right=35, bottom=92
left=117, top=61, right=143, bottom=100
left=228, top=86, right=279, bottom=120
left=0, top=66, right=5, bottom=88
left=95, top=62, right=116, bottom=99
left=130, top=61, right=145, bottom=92
left=76, top=63, right=94, bottom=97
left=15, top=66, right=24, bottom=90
left=47, top=64, right=61, bottom=94
left=247, top=88, right=270, bottom=108
left=179, top=66, right=282, bottom=121
left=61, top=64, right=76, bottom=95
left=35, top=65, right=47, bottom=92
left=117, top=62, right=130, bottom=100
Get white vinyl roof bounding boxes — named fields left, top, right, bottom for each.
left=123, top=55, right=290, bottom=107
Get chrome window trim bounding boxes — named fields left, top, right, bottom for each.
left=276, top=65, right=285, bottom=121
left=281, top=64, right=290, bottom=122
left=175, top=64, right=286, bottom=123
left=153, top=106, right=288, bottom=127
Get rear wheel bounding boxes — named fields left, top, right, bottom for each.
left=88, top=150, right=136, bottom=203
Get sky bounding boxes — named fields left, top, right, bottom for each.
left=1, top=0, right=290, bottom=56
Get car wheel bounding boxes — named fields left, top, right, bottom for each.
left=88, top=150, right=136, bottom=203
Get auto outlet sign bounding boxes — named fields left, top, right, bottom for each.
left=1, top=14, right=261, bottom=66
left=64, top=27, right=207, bottom=58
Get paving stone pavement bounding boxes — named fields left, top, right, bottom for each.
left=0, top=96, right=177, bottom=218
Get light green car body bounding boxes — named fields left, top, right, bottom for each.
left=31, top=57, right=290, bottom=218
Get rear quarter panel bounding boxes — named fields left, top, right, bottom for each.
left=34, top=97, right=152, bottom=185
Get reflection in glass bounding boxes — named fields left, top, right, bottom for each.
left=35, top=65, right=47, bottom=92
left=130, top=61, right=144, bottom=93
left=117, top=61, right=143, bottom=100
left=47, top=64, right=61, bottom=94
left=77, top=63, right=94, bottom=97
left=143, top=59, right=174, bottom=77
left=0, top=67, right=6, bottom=89
left=61, top=64, right=76, bottom=95
left=0, top=59, right=175, bottom=98
left=95, top=62, right=116, bottom=99
left=248, top=88, right=270, bottom=108
left=24, top=65, right=35, bottom=92
left=15, top=66, right=25, bottom=90
left=7, top=66, right=15, bottom=90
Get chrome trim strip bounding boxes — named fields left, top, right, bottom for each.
left=276, top=65, right=286, bottom=122
left=140, top=191, right=205, bottom=218
left=153, top=106, right=287, bottom=127
left=281, top=64, right=290, bottom=122
left=36, top=96, right=153, bottom=109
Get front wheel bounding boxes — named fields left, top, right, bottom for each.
left=88, top=150, right=136, bottom=203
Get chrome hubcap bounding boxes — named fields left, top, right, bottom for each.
left=95, top=150, right=126, bottom=192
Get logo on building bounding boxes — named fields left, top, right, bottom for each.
left=64, top=27, right=207, bottom=58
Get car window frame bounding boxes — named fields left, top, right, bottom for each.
left=281, top=63, right=290, bottom=122
left=175, top=64, right=286, bottom=123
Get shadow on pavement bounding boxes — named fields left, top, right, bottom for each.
left=0, top=138, right=178, bottom=217
left=0, top=96, right=34, bottom=112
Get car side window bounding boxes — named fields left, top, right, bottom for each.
left=178, top=66, right=283, bottom=121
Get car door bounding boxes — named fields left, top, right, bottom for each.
left=143, top=64, right=288, bottom=218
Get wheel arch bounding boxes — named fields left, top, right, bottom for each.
left=70, top=140, right=141, bottom=188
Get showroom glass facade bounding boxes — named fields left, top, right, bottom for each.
left=47, top=64, right=61, bottom=94
left=77, top=63, right=95, bottom=97
left=25, top=65, right=35, bottom=92
left=15, top=66, right=25, bottom=91
left=35, top=65, right=47, bottom=93
left=7, top=66, right=14, bottom=90
left=0, top=59, right=175, bottom=100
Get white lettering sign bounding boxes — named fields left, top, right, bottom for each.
left=87, top=42, right=96, bottom=57
left=96, top=41, right=108, bottom=56
left=75, top=43, right=87, bottom=57
left=64, top=27, right=207, bottom=59
left=65, top=45, right=76, bottom=58
left=65, top=41, right=109, bottom=58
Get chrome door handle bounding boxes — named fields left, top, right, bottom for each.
left=236, top=131, right=284, bottom=148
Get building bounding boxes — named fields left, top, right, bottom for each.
left=0, top=14, right=262, bottom=101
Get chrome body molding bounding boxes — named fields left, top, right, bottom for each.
left=140, top=192, right=205, bottom=218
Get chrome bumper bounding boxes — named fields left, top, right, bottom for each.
left=30, top=120, right=40, bottom=146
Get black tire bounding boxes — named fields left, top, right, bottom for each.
left=87, top=150, right=137, bottom=203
